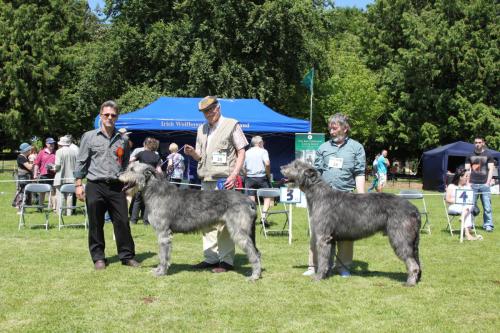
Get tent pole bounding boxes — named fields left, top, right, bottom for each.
left=309, top=69, right=314, bottom=133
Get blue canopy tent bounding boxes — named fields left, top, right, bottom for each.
left=94, top=97, right=310, bottom=181
left=422, top=141, right=500, bottom=192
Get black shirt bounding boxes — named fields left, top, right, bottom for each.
left=136, top=150, right=160, bottom=168
left=17, top=154, right=31, bottom=176
left=466, top=151, right=494, bottom=184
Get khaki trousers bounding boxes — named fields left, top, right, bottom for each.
left=308, top=241, right=353, bottom=271
left=201, top=181, right=235, bottom=265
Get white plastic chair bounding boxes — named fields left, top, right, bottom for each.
left=256, top=188, right=290, bottom=238
left=58, top=184, right=88, bottom=230
left=442, top=190, right=479, bottom=242
left=19, top=183, right=52, bottom=230
left=399, top=190, right=430, bottom=234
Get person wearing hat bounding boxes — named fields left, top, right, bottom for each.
left=74, top=100, right=139, bottom=270
left=185, top=96, right=249, bottom=273
left=53, top=136, right=78, bottom=216
left=12, top=143, right=34, bottom=212
left=33, top=137, right=57, bottom=210
left=64, top=134, right=80, bottom=155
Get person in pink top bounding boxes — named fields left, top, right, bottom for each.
left=33, top=137, right=57, bottom=209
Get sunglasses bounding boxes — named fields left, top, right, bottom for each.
left=101, top=113, right=118, bottom=119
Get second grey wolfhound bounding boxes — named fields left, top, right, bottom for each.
left=281, top=160, right=421, bottom=286
left=119, top=163, right=262, bottom=281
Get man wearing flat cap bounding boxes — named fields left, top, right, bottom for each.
left=185, top=96, right=248, bottom=273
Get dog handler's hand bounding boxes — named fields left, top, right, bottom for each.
left=224, top=174, right=236, bottom=189
left=184, top=145, right=199, bottom=161
left=75, top=185, right=85, bottom=201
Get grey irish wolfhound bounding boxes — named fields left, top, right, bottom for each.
left=119, top=163, right=262, bottom=281
left=281, top=160, right=421, bottom=286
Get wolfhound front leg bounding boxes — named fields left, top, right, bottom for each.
left=404, top=258, right=420, bottom=286
left=153, top=229, right=172, bottom=276
left=226, top=216, right=262, bottom=281
left=310, top=232, right=317, bottom=272
left=314, top=234, right=332, bottom=281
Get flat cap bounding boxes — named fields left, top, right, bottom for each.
left=198, top=96, right=219, bottom=112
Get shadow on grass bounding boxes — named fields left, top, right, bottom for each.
left=107, top=251, right=156, bottom=265
left=293, top=260, right=408, bottom=283
left=113, top=253, right=262, bottom=278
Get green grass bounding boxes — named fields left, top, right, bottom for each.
left=0, top=172, right=499, bottom=332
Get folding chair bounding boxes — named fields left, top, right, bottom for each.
left=256, top=188, right=290, bottom=238
left=18, top=183, right=52, bottom=230
left=443, top=189, right=478, bottom=242
left=399, top=189, right=430, bottom=234
left=58, top=184, right=88, bottom=230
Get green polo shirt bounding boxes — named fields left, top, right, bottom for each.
left=314, top=137, right=366, bottom=192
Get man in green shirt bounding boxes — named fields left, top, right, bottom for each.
left=303, top=113, right=366, bottom=277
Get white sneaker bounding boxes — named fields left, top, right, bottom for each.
left=302, top=267, right=315, bottom=276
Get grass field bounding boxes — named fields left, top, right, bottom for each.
left=0, top=171, right=499, bottom=332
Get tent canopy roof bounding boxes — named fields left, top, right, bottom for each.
left=423, top=141, right=500, bottom=158
left=95, top=97, right=310, bottom=133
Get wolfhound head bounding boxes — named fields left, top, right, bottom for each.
left=119, top=162, right=158, bottom=196
left=280, top=159, right=321, bottom=191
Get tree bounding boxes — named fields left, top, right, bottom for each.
left=317, top=34, right=388, bottom=148
left=363, top=0, right=499, bottom=153
left=88, top=0, right=327, bottom=121
left=0, top=0, right=96, bottom=147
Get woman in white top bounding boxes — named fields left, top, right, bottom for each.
left=166, top=143, right=185, bottom=186
left=445, top=167, right=481, bottom=241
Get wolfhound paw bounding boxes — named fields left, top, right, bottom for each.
left=246, top=274, right=260, bottom=282
left=152, top=266, right=167, bottom=277
left=313, top=274, right=326, bottom=282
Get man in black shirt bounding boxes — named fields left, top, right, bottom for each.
left=129, top=137, right=162, bottom=225
left=465, top=137, right=495, bottom=232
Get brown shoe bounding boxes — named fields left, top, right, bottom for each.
left=94, top=260, right=106, bottom=270
left=192, top=261, right=219, bottom=269
left=122, top=259, right=141, bottom=267
left=212, top=262, right=234, bottom=273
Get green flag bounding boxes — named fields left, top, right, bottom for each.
left=301, top=68, right=314, bottom=93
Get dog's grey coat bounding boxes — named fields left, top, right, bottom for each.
left=281, top=160, right=421, bottom=285
left=119, top=163, right=262, bottom=280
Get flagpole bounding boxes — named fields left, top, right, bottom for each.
left=309, top=68, right=314, bottom=133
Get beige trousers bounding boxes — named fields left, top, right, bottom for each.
left=55, top=186, right=74, bottom=216
left=308, top=241, right=353, bottom=271
left=201, top=181, right=235, bottom=265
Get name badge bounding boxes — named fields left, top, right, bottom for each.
left=212, top=152, right=227, bottom=165
left=328, top=157, right=343, bottom=169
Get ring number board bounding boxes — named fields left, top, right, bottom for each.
left=280, top=187, right=301, bottom=204
left=455, top=188, right=474, bottom=205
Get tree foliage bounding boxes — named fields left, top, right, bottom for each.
left=0, top=0, right=96, bottom=146
left=93, top=0, right=327, bottom=122
left=1, top=0, right=498, bottom=158
left=363, top=0, right=500, bottom=153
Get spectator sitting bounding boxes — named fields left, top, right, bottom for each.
left=445, top=167, right=482, bottom=241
